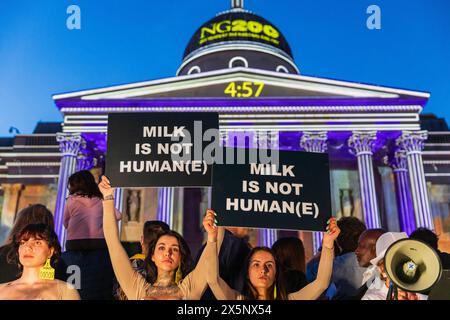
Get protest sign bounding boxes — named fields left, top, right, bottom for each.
left=106, top=112, right=219, bottom=187
left=211, top=147, right=331, bottom=232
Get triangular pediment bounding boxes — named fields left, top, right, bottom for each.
left=53, top=67, right=429, bottom=102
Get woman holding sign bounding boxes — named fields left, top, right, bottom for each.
left=99, top=176, right=222, bottom=300
left=206, top=218, right=340, bottom=300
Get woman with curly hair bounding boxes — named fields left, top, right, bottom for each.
left=0, top=204, right=60, bottom=284
left=0, top=223, right=79, bottom=300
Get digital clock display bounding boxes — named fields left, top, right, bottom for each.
left=224, top=81, right=265, bottom=98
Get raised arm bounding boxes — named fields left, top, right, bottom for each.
left=99, top=176, right=147, bottom=300
left=289, top=217, right=340, bottom=300
left=179, top=209, right=225, bottom=299
left=205, top=211, right=239, bottom=300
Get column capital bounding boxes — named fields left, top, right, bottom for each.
left=300, top=131, right=328, bottom=153
left=264, top=130, right=279, bottom=149
left=396, top=131, right=428, bottom=154
left=348, top=131, right=377, bottom=156
left=252, top=131, right=261, bottom=148
left=253, top=131, right=279, bottom=149
left=267, top=130, right=279, bottom=149
left=389, top=149, right=408, bottom=172
left=77, top=154, right=95, bottom=171
left=219, top=130, right=228, bottom=147
left=56, top=133, right=84, bottom=157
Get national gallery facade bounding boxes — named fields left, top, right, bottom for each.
left=1, top=2, right=449, bottom=258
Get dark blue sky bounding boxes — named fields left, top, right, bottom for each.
left=1, top=0, right=449, bottom=136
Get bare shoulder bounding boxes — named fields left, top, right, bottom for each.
left=0, top=281, right=15, bottom=289
left=0, top=281, right=14, bottom=299
left=55, top=280, right=80, bottom=300
left=54, top=279, right=76, bottom=291
left=0, top=282, right=8, bottom=291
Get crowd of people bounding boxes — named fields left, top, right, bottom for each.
left=0, top=170, right=448, bottom=300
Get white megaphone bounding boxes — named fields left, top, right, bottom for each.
left=384, top=238, right=442, bottom=299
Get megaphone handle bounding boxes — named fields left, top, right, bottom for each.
left=386, top=282, right=398, bottom=300
left=386, top=283, right=393, bottom=300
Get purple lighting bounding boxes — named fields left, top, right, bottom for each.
left=391, top=150, right=416, bottom=235
left=157, top=187, right=174, bottom=228
left=55, top=96, right=428, bottom=110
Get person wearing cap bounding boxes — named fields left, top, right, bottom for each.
left=361, top=232, right=425, bottom=300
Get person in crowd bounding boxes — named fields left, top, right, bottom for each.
left=330, top=216, right=367, bottom=299
left=349, top=228, right=386, bottom=299
left=361, top=232, right=425, bottom=300
left=206, top=217, right=340, bottom=300
left=355, top=229, right=387, bottom=268
left=272, top=237, right=308, bottom=294
left=0, top=223, right=80, bottom=300
left=99, top=176, right=222, bottom=300
left=193, top=225, right=252, bottom=300
left=0, top=204, right=66, bottom=284
left=62, top=170, right=121, bottom=300
left=410, top=227, right=450, bottom=270
left=114, top=220, right=170, bottom=300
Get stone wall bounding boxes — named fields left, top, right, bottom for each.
left=0, top=183, right=57, bottom=244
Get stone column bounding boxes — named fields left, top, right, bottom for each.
left=254, top=130, right=279, bottom=247
left=348, top=131, right=381, bottom=228
left=389, top=149, right=416, bottom=234
left=300, top=132, right=328, bottom=254
left=54, top=133, right=83, bottom=248
left=258, top=229, right=278, bottom=248
left=267, top=130, right=279, bottom=150
left=396, top=131, right=434, bottom=230
left=114, top=188, right=124, bottom=234
left=0, top=184, right=23, bottom=233
left=157, top=187, right=175, bottom=229
left=0, top=185, right=13, bottom=232
left=220, top=130, right=229, bottom=147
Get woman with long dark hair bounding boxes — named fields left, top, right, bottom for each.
left=272, top=237, right=308, bottom=294
left=62, top=170, right=121, bottom=300
left=114, top=220, right=170, bottom=300
left=241, top=246, right=289, bottom=300
left=99, top=176, right=222, bottom=300
left=207, top=218, right=340, bottom=300
left=0, top=204, right=58, bottom=284
left=0, top=224, right=79, bottom=300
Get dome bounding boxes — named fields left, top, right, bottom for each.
left=183, top=9, right=294, bottom=62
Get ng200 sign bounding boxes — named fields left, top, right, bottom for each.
left=200, top=20, right=280, bottom=41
